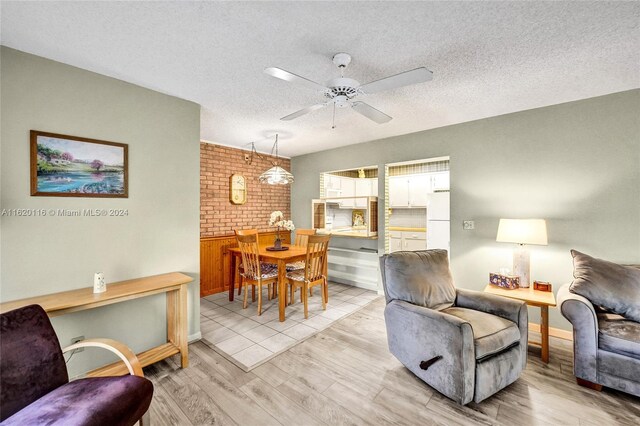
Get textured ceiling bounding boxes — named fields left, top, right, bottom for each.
left=1, top=1, right=639, bottom=157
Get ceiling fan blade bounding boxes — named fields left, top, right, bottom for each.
left=280, top=103, right=328, bottom=121
left=359, top=67, right=433, bottom=94
left=351, top=101, right=392, bottom=124
left=264, top=67, right=329, bottom=92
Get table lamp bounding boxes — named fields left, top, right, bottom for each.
left=496, top=219, right=548, bottom=288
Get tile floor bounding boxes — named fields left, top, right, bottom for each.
left=200, top=282, right=380, bottom=371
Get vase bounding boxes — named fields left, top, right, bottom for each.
left=274, top=228, right=282, bottom=249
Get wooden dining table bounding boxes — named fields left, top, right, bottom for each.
left=228, top=243, right=313, bottom=322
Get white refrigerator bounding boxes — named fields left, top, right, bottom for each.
left=426, top=192, right=450, bottom=250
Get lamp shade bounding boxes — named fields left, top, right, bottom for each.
left=258, top=165, right=294, bottom=185
left=496, top=219, right=548, bottom=245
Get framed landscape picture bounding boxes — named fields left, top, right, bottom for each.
left=30, top=130, right=128, bottom=197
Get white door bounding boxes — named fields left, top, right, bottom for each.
left=389, top=177, right=409, bottom=207
left=408, top=174, right=430, bottom=207
left=427, top=221, right=450, bottom=250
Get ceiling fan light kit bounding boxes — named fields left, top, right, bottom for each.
left=258, top=165, right=294, bottom=185
left=264, top=52, right=433, bottom=127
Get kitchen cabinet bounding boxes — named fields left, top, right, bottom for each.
left=432, top=172, right=450, bottom=191
left=340, top=177, right=356, bottom=208
left=325, top=174, right=341, bottom=190
left=355, top=179, right=371, bottom=207
left=389, top=172, right=449, bottom=208
left=388, top=230, right=427, bottom=252
left=404, top=237, right=426, bottom=251
left=324, top=174, right=342, bottom=197
left=389, top=176, right=410, bottom=207
left=371, top=179, right=379, bottom=196
left=408, top=174, right=430, bottom=207
left=403, top=231, right=427, bottom=250
left=389, top=175, right=430, bottom=207
left=355, top=179, right=371, bottom=194
left=389, top=237, right=403, bottom=252
left=311, top=199, right=327, bottom=230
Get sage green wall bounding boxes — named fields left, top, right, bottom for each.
left=291, top=90, right=640, bottom=331
left=0, top=47, right=201, bottom=375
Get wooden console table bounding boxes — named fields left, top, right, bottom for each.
left=0, top=272, right=192, bottom=376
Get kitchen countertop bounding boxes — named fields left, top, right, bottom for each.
left=317, top=229, right=378, bottom=239
left=388, top=227, right=426, bottom=232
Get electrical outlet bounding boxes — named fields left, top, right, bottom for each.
left=71, top=336, right=85, bottom=352
left=463, top=220, right=475, bottom=230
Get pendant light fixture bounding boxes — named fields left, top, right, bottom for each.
left=246, top=134, right=294, bottom=185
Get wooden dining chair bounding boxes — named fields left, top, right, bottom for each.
left=294, top=229, right=316, bottom=246
left=234, top=229, right=278, bottom=299
left=234, top=229, right=258, bottom=295
left=236, top=233, right=278, bottom=315
left=286, top=229, right=317, bottom=273
left=286, top=235, right=330, bottom=319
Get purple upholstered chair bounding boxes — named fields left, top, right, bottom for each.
left=0, top=304, right=153, bottom=425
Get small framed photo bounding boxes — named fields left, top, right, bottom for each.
left=30, top=130, right=128, bottom=198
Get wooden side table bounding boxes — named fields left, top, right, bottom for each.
left=483, top=284, right=557, bottom=363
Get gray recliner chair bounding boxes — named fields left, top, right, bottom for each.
left=380, top=250, right=528, bottom=405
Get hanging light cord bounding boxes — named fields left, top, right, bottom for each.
left=246, top=134, right=279, bottom=166
left=270, top=134, right=279, bottom=163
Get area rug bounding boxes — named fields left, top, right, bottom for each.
left=199, top=282, right=381, bottom=371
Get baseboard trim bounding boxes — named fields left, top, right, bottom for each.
left=528, top=323, right=573, bottom=341
left=188, top=332, right=202, bottom=343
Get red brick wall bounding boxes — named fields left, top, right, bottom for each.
left=200, top=142, right=291, bottom=237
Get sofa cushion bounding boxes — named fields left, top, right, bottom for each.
left=598, top=312, right=640, bottom=359
left=442, top=307, right=520, bottom=360
left=569, top=250, right=640, bottom=322
left=380, top=250, right=456, bottom=310
left=1, top=375, right=153, bottom=426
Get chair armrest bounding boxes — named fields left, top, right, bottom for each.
left=455, top=288, right=528, bottom=370
left=62, top=338, right=143, bottom=377
left=384, top=299, right=475, bottom=404
left=557, top=283, right=598, bottom=381
left=455, top=288, right=526, bottom=325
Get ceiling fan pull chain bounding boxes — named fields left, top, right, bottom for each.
left=332, top=102, right=337, bottom=129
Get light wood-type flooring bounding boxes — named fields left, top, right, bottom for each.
left=146, top=297, right=640, bottom=425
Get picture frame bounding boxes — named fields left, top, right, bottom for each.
left=30, top=130, right=128, bottom=198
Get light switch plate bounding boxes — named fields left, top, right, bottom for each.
left=463, top=220, right=475, bottom=230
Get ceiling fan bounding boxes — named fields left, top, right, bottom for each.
left=264, top=53, right=433, bottom=127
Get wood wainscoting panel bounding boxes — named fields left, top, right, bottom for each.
left=200, top=231, right=291, bottom=297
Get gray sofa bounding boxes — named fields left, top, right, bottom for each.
left=380, top=250, right=528, bottom=405
left=558, top=283, right=640, bottom=396
left=557, top=250, right=640, bottom=397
